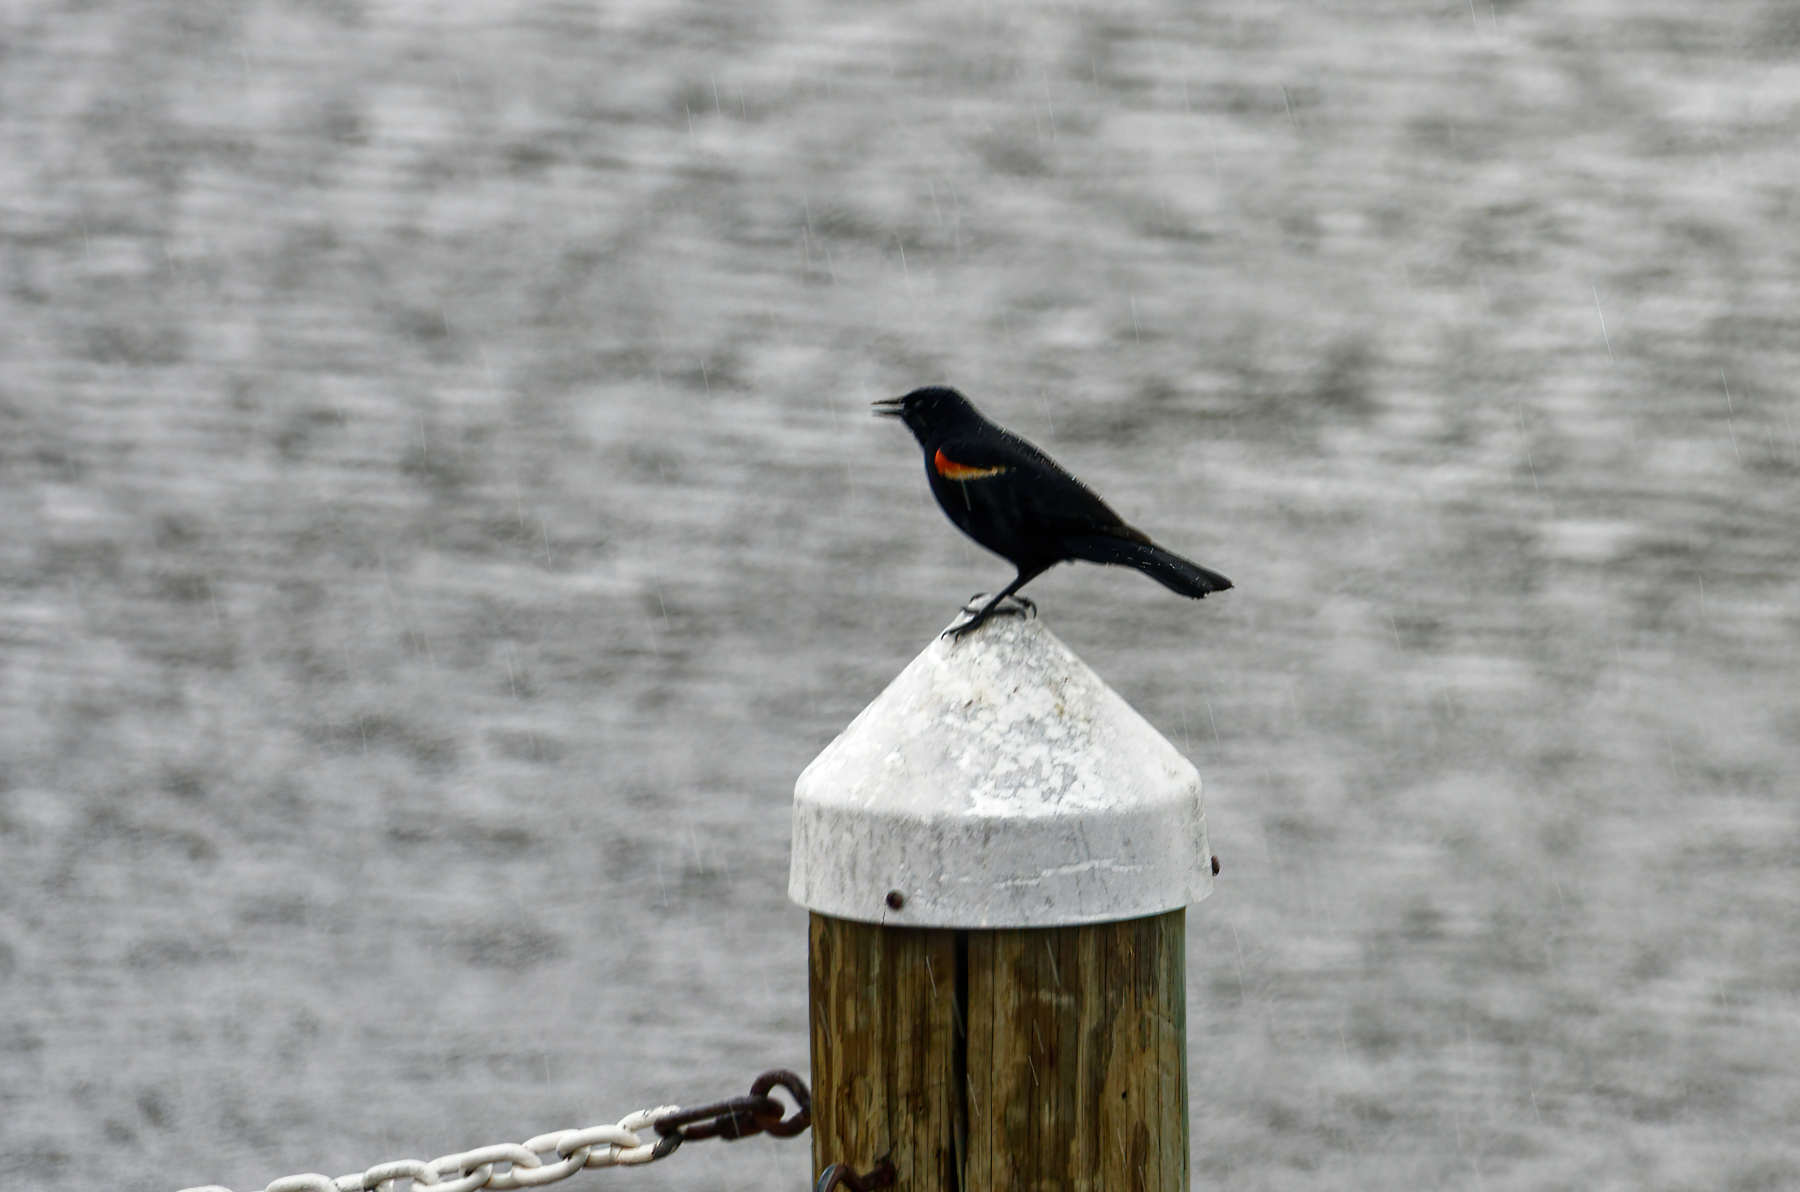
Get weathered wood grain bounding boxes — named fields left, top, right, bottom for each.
left=810, top=913, right=962, bottom=1190
left=810, top=910, right=1188, bottom=1192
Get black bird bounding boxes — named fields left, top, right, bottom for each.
left=875, top=386, right=1231, bottom=637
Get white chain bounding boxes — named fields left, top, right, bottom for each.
left=178, top=1105, right=685, bottom=1192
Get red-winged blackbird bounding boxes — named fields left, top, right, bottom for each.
left=876, top=386, right=1232, bottom=637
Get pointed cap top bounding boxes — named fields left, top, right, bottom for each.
left=789, top=610, right=1212, bottom=928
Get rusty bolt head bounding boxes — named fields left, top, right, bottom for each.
left=885, top=890, right=905, bottom=910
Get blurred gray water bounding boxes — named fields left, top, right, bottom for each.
left=3, top=1, right=1798, bottom=1189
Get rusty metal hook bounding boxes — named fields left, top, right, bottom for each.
left=814, top=1157, right=896, bottom=1192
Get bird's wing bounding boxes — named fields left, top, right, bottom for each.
left=935, top=430, right=1138, bottom=537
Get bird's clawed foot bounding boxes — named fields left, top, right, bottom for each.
left=942, top=593, right=1037, bottom=640
left=942, top=614, right=987, bottom=640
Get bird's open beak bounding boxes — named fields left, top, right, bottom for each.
left=871, top=396, right=906, bottom=418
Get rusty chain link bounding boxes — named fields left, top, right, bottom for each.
left=176, top=1070, right=811, bottom=1192
left=652, top=1068, right=811, bottom=1147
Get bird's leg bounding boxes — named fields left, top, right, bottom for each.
left=944, top=565, right=1049, bottom=639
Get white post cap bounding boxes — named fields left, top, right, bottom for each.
left=789, top=607, right=1213, bottom=928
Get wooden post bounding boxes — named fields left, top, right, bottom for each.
left=791, top=608, right=1213, bottom=1191
left=809, top=911, right=1188, bottom=1192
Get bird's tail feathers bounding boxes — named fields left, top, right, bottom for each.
left=1061, top=534, right=1232, bottom=599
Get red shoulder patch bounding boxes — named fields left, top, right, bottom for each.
left=934, top=449, right=1009, bottom=481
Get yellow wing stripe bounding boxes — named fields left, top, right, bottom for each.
left=934, top=449, right=1010, bottom=481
